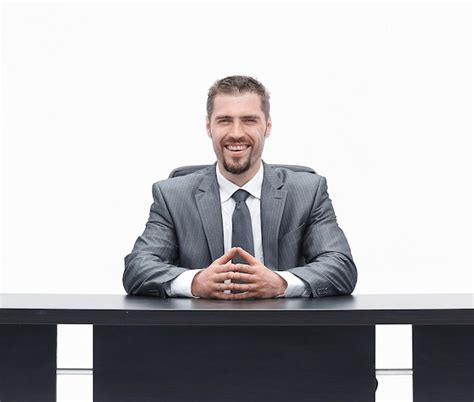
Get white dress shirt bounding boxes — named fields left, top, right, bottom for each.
left=166, top=162, right=310, bottom=298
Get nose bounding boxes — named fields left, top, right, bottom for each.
left=229, top=121, right=245, bottom=139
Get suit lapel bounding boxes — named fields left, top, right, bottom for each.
left=261, top=162, right=287, bottom=270
left=195, top=165, right=225, bottom=261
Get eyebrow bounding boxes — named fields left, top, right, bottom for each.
left=214, top=115, right=261, bottom=120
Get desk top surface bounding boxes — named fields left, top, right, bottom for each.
left=0, top=293, right=473, bottom=325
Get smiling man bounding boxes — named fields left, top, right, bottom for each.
left=123, top=75, right=357, bottom=299
left=208, top=91, right=268, bottom=185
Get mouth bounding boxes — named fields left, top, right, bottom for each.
left=224, top=144, right=251, bottom=154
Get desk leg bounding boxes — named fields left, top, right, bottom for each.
left=94, top=325, right=375, bottom=402
left=0, top=324, right=57, bottom=402
left=413, top=325, right=474, bottom=402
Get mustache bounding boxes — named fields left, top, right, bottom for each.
left=222, top=140, right=253, bottom=146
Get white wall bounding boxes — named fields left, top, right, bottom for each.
left=2, top=2, right=471, bottom=295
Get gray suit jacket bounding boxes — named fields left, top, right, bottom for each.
left=123, top=162, right=357, bottom=298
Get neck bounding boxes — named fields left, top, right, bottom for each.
left=218, top=160, right=261, bottom=187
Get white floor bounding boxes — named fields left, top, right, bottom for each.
left=57, top=324, right=414, bottom=401
left=375, top=376, right=413, bottom=402
left=57, top=374, right=413, bottom=402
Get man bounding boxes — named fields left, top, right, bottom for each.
left=123, top=75, right=357, bottom=299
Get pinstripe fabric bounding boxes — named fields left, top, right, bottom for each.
left=123, top=161, right=357, bottom=298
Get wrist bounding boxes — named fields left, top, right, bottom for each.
left=191, top=271, right=203, bottom=297
left=277, top=275, right=288, bottom=295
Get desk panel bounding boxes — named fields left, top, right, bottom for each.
left=413, top=325, right=474, bottom=402
left=0, top=324, right=56, bottom=402
left=94, top=325, right=376, bottom=402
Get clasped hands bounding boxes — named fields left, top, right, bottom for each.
left=191, top=247, right=287, bottom=300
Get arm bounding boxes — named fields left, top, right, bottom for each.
left=164, top=269, right=203, bottom=298
left=123, top=183, right=249, bottom=299
left=123, top=183, right=188, bottom=297
left=286, top=176, right=357, bottom=297
left=274, top=271, right=311, bottom=297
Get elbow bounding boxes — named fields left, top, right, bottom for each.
left=122, top=274, right=133, bottom=295
left=122, top=256, right=134, bottom=295
left=345, top=257, right=357, bottom=294
left=123, top=253, right=167, bottom=298
left=325, top=254, right=357, bottom=296
left=123, top=253, right=142, bottom=295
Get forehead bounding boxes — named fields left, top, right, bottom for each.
left=212, top=93, right=264, bottom=118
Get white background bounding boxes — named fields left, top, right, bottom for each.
left=2, top=2, right=471, bottom=294
left=1, top=1, right=473, bottom=400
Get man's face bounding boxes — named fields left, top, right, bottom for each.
left=206, top=93, right=271, bottom=175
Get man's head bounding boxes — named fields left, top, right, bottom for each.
left=206, top=76, right=272, bottom=185
left=206, top=76, right=270, bottom=121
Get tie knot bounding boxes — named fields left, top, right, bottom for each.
left=231, top=189, right=251, bottom=203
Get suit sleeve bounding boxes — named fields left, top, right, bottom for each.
left=286, top=176, right=358, bottom=297
left=123, top=183, right=188, bottom=297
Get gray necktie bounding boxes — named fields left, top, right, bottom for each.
left=231, top=189, right=255, bottom=264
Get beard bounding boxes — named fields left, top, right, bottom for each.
left=223, top=153, right=252, bottom=174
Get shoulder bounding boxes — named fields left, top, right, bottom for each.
left=151, top=165, right=214, bottom=197
left=266, top=163, right=326, bottom=191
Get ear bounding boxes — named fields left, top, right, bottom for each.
left=264, top=117, right=272, bottom=138
left=206, top=116, right=211, bottom=138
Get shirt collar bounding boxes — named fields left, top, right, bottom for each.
left=216, top=162, right=263, bottom=203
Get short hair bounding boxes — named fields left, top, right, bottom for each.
left=206, top=75, right=270, bottom=120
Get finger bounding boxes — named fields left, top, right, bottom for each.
left=229, top=291, right=256, bottom=300
left=227, top=283, right=255, bottom=292
left=231, top=263, right=256, bottom=274
left=213, top=248, right=238, bottom=265
left=236, top=247, right=260, bottom=265
left=213, top=281, right=250, bottom=293
left=214, top=282, right=229, bottom=292
left=231, top=271, right=255, bottom=283
left=212, top=272, right=234, bottom=282
left=213, top=272, right=254, bottom=283
left=214, top=263, right=238, bottom=273
left=214, top=291, right=236, bottom=300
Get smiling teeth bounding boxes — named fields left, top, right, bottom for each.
left=227, top=145, right=248, bottom=151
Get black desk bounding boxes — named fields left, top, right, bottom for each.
left=0, top=294, right=473, bottom=402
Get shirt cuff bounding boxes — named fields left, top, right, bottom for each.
left=274, top=271, right=311, bottom=298
left=168, top=269, right=203, bottom=298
